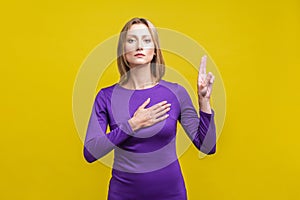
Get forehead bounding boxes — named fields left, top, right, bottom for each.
left=127, top=24, right=151, bottom=36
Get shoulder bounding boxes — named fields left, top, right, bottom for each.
left=95, top=83, right=118, bottom=101
left=160, top=80, right=193, bottom=108
left=160, top=79, right=187, bottom=94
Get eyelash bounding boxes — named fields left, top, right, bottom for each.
left=127, top=39, right=152, bottom=43
left=127, top=39, right=135, bottom=43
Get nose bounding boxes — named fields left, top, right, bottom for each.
left=136, top=39, right=143, bottom=50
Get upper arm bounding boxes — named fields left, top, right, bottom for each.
left=176, top=84, right=200, bottom=139
left=84, top=89, right=108, bottom=143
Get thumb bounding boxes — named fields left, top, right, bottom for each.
left=139, top=98, right=151, bottom=109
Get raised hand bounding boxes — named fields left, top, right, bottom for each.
left=128, top=98, right=171, bottom=132
left=198, top=55, right=215, bottom=100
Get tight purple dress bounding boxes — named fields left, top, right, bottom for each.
left=83, top=80, right=216, bottom=200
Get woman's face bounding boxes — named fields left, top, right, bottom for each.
left=124, top=24, right=155, bottom=68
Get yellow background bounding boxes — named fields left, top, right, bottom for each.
left=1, top=0, right=299, bottom=199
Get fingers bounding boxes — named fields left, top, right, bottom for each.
left=133, top=99, right=171, bottom=130
left=204, top=72, right=212, bottom=85
left=149, top=100, right=168, bottom=111
left=206, top=72, right=215, bottom=84
left=143, top=100, right=171, bottom=124
left=154, top=113, right=169, bottom=123
left=210, top=74, right=215, bottom=84
left=139, top=97, right=151, bottom=109
left=198, top=72, right=215, bottom=98
left=153, top=103, right=171, bottom=112
left=153, top=104, right=171, bottom=119
left=148, top=101, right=171, bottom=119
left=202, top=72, right=215, bottom=86
left=198, top=55, right=207, bottom=85
left=199, top=55, right=207, bottom=75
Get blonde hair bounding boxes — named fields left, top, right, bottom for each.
left=117, top=17, right=165, bottom=84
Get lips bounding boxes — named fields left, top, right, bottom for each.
left=134, top=53, right=145, bottom=57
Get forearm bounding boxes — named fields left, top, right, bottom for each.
left=84, top=103, right=134, bottom=163
left=84, top=121, right=134, bottom=163
left=128, top=118, right=139, bottom=132
left=197, top=109, right=216, bottom=154
left=84, top=128, right=130, bottom=163
left=178, top=84, right=216, bottom=154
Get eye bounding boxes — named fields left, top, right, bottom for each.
left=127, top=38, right=135, bottom=43
left=144, top=39, right=152, bottom=43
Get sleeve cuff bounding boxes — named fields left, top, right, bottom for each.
left=200, top=109, right=215, bottom=117
left=119, top=120, right=136, bottom=136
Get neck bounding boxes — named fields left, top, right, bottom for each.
left=122, top=64, right=158, bottom=90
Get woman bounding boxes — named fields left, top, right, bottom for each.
left=84, top=17, right=216, bottom=200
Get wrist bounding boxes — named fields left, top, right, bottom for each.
left=198, top=97, right=210, bottom=105
left=198, top=98, right=212, bottom=113
left=128, top=118, right=139, bottom=132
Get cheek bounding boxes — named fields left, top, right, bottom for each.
left=145, top=48, right=155, bottom=56
left=124, top=44, right=135, bottom=54
left=145, top=43, right=155, bottom=50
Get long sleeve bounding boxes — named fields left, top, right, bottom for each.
left=83, top=89, right=135, bottom=163
left=177, top=85, right=216, bottom=154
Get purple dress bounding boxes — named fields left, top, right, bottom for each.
left=84, top=80, right=216, bottom=200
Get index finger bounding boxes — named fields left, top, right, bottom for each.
left=138, top=98, right=151, bottom=109
left=199, top=55, right=207, bottom=74
left=149, top=100, right=168, bottom=111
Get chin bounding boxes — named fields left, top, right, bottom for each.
left=133, top=62, right=148, bottom=66
left=128, top=61, right=151, bottom=67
